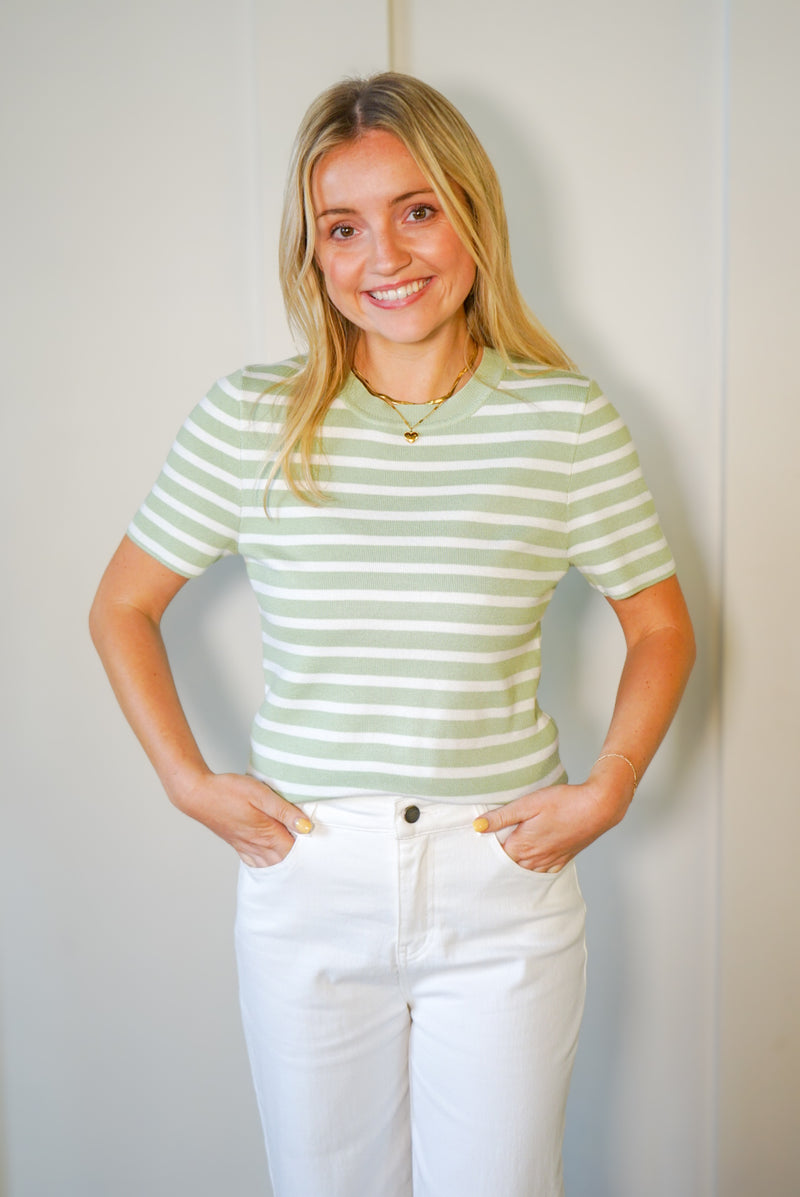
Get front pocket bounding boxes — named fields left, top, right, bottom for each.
left=487, top=830, right=563, bottom=883
left=241, top=835, right=303, bottom=881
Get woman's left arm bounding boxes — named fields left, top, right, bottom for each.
left=474, top=575, right=696, bottom=872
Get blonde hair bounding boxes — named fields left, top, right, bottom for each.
left=273, top=72, right=574, bottom=502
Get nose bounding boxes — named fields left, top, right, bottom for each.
left=370, top=224, right=412, bottom=276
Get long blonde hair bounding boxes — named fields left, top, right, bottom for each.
left=274, top=72, right=574, bottom=502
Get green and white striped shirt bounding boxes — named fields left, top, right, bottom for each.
left=129, top=348, right=675, bottom=804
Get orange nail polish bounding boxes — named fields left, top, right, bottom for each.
left=473, top=816, right=490, bottom=833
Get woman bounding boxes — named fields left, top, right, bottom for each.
left=90, top=73, right=695, bottom=1197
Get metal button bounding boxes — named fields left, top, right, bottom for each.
left=403, top=805, right=421, bottom=824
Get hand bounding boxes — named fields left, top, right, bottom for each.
left=175, top=772, right=312, bottom=867
left=473, top=779, right=630, bottom=874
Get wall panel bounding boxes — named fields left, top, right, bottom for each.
left=406, top=3, right=723, bottom=1194
left=719, top=0, right=800, bottom=1192
left=0, top=2, right=385, bottom=1194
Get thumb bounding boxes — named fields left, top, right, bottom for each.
left=251, top=779, right=314, bottom=835
left=280, top=798, right=314, bottom=836
left=472, top=800, right=525, bottom=835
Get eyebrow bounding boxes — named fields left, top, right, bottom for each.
left=316, top=189, right=436, bottom=219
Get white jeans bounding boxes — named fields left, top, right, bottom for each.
left=235, top=797, right=587, bottom=1197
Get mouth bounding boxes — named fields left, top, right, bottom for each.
left=366, top=277, right=432, bottom=304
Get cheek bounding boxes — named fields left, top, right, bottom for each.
left=451, top=250, right=477, bottom=299
left=315, top=259, right=361, bottom=323
left=316, top=252, right=349, bottom=297
left=440, top=233, right=476, bottom=291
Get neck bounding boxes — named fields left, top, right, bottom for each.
left=354, top=330, right=478, bottom=405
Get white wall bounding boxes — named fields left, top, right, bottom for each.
left=406, top=6, right=723, bottom=1192
left=1, top=3, right=385, bottom=1195
left=1, top=1, right=797, bottom=1194
left=719, top=1, right=800, bottom=1192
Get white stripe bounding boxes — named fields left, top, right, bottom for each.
left=241, top=533, right=563, bottom=554
left=138, top=502, right=221, bottom=556
left=151, top=484, right=236, bottom=540
left=261, top=662, right=540, bottom=692
left=250, top=581, right=539, bottom=609
left=264, top=693, right=536, bottom=720
left=217, top=365, right=298, bottom=400
left=183, top=416, right=240, bottom=459
left=584, top=539, right=670, bottom=577
left=162, top=461, right=240, bottom=516
left=495, top=376, right=590, bottom=393
left=602, top=562, right=674, bottom=597
left=569, top=441, right=633, bottom=474
left=260, top=631, right=541, bottom=664
left=566, top=491, right=649, bottom=532
left=307, top=452, right=575, bottom=473
left=172, top=440, right=240, bottom=487
left=241, top=505, right=570, bottom=534
left=263, top=613, right=538, bottom=636
left=251, top=738, right=558, bottom=780
left=249, top=757, right=567, bottom=801
left=473, top=402, right=581, bottom=417
left=572, top=415, right=626, bottom=444
left=267, top=480, right=573, bottom=500
left=569, top=467, right=643, bottom=503
left=570, top=514, right=660, bottom=558
left=126, top=527, right=204, bottom=575
left=318, top=425, right=587, bottom=449
left=184, top=417, right=273, bottom=464
left=255, top=557, right=560, bottom=583
left=197, top=393, right=251, bottom=430
left=253, top=711, right=548, bottom=752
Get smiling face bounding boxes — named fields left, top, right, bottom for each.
left=311, top=130, right=477, bottom=361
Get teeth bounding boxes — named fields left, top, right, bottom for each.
left=370, top=279, right=428, bottom=302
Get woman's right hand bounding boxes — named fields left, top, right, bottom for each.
left=176, top=772, right=313, bottom=868
left=90, top=539, right=312, bottom=869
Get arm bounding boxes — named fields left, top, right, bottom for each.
left=474, top=574, right=696, bottom=871
left=89, top=535, right=311, bottom=866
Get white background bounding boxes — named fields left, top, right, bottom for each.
left=1, top=1, right=797, bottom=1193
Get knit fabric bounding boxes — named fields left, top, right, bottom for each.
left=128, top=348, right=675, bottom=803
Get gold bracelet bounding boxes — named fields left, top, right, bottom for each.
left=596, top=752, right=638, bottom=793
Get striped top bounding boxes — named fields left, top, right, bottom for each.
left=128, top=348, right=675, bottom=805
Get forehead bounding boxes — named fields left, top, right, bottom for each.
left=311, top=129, right=433, bottom=211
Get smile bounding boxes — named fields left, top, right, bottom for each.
left=367, top=278, right=431, bottom=302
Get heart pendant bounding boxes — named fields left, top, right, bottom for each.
left=404, top=431, right=419, bottom=443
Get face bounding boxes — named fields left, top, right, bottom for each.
left=311, top=129, right=476, bottom=357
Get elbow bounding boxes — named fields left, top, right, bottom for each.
left=680, top=603, right=697, bottom=679
left=88, top=588, right=109, bottom=654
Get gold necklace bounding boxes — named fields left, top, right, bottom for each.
left=351, top=342, right=479, bottom=443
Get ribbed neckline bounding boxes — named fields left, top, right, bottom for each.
left=338, top=347, right=504, bottom=434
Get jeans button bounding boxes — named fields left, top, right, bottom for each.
left=403, top=805, right=421, bottom=824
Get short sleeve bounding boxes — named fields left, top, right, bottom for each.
left=566, top=381, right=676, bottom=598
left=127, top=373, right=246, bottom=577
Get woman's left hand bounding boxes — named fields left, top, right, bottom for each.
left=473, top=779, right=631, bottom=874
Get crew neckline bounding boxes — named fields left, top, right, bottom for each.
left=338, top=347, right=505, bottom=435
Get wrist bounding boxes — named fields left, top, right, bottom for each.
left=162, top=761, right=215, bottom=817
left=587, top=753, right=639, bottom=824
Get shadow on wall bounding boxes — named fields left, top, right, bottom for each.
left=0, top=1005, right=8, bottom=1197
left=161, top=554, right=264, bottom=779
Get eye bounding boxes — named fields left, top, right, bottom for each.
left=407, top=204, right=436, bottom=223
left=330, top=223, right=357, bottom=240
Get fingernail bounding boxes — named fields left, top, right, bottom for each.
left=294, top=817, right=313, bottom=834
left=473, top=816, right=490, bottom=833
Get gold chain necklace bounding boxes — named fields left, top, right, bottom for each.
left=351, top=342, right=479, bottom=443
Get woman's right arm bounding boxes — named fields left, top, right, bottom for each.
left=89, top=536, right=311, bottom=865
